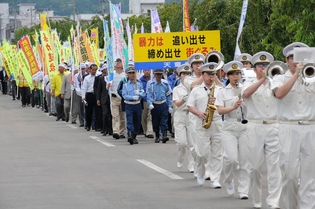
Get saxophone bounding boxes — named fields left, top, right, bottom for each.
left=203, top=84, right=217, bottom=129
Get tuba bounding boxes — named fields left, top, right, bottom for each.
left=205, top=50, right=225, bottom=69
left=265, top=61, right=287, bottom=80
left=203, top=84, right=217, bottom=129
left=301, top=62, right=315, bottom=84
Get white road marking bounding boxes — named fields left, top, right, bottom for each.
left=137, top=159, right=183, bottom=180
left=89, top=136, right=115, bottom=147
left=67, top=124, right=78, bottom=129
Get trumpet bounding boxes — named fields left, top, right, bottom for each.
left=301, top=62, right=315, bottom=84
left=235, top=80, right=248, bottom=124
left=265, top=61, right=287, bottom=81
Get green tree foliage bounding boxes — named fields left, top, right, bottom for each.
left=12, top=0, right=315, bottom=62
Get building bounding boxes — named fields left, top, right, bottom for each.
left=129, top=0, right=165, bottom=14
left=0, top=3, right=10, bottom=43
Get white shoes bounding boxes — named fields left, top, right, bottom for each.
left=210, top=181, right=221, bottom=189
left=196, top=173, right=205, bottom=185
left=239, top=192, right=248, bottom=199
left=226, top=180, right=235, bottom=196
left=177, top=162, right=183, bottom=168
left=253, top=203, right=262, bottom=208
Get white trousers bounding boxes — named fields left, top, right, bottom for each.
left=174, top=110, right=194, bottom=170
left=222, top=120, right=250, bottom=195
left=246, top=122, right=281, bottom=207
left=279, top=124, right=315, bottom=209
left=192, top=117, right=223, bottom=181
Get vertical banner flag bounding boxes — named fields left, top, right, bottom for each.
left=17, top=50, right=34, bottom=90
left=126, top=19, right=134, bottom=61
left=165, top=21, right=171, bottom=33
left=234, top=0, right=248, bottom=59
left=80, top=32, right=95, bottom=63
left=104, top=20, right=114, bottom=81
left=40, top=30, right=57, bottom=78
left=18, top=36, right=41, bottom=77
left=110, top=3, right=128, bottom=70
left=90, top=28, right=99, bottom=48
left=183, top=0, right=191, bottom=32
left=2, top=40, right=18, bottom=80
left=40, top=13, right=49, bottom=30
left=141, top=23, right=144, bottom=34
left=151, top=10, right=163, bottom=33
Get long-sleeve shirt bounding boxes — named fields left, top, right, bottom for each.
left=122, top=79, right=145, bottom=101
left=81, top=74, right=95, bottom=99
left=140, top=75, right=150, bottom=101
left=147, top=79, right=172, bottom=107
left=51, top=71, right=69, bottom=97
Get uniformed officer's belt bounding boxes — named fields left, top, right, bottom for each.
left=250, top=120, right=278, bottom=124
left=124, top=100, right=140, bottom=104
left=280, top=121, right=315, bottom=125
left=153, top=100, right=166, bottom=104
left=87, top=92, right=94, bottom=94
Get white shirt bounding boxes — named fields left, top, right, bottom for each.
left=187, top=82, right=221, bottom=121
left=215, top=83, right=244, bottom=120
left=109, top=70, right=125, bottom=96
left=242, top=78, right=278, bottom=120
left=81, top=74, right=95, bottom=99
left=42, top=74, right=50, bottom=93
left=184, top=74, right=198, bottom=92
left=271, top=70, right=315, bottom=121
left=173, top=83, right=188, bottom=112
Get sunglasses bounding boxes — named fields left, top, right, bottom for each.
left=128, top=72, right=135, bottom=74
left=204, top=72, right=216, bottom=75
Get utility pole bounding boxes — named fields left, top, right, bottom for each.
left=67, top=0, right=76, bottom=21
left=101, top=0, right=105, bottom=17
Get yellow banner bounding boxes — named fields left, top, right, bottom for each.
left=40, top=30, right=57, bottom=79
left=2, top=41, right=18, bottom=80
left=51, top=30, right=61, bottom=63
left=80, top=32, right=94, bottom=63
left=40, top=13, right=49, bottom=30
left=90, top=42, right=100, bottom=66
left=90, top=28, right=99, bottom=49
left=133, top=30, right=221, bottom=62
left=17, top=50, right=34, bottom=90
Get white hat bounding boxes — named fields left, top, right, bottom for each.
left=223, top=61, right=243, bottom=74
left=80, top=63, right=86, bottom=69
left=177, top=64, right=192, bottom=74
left=100, top=64, right=108, bottom=71
left=198, top=62, right=219, bottom=74
left=128, top=60, right=134, bottom=66
left=251, top=51, right=274, bottom=65
left=58, top=62, right=67, bottom=69
left=188, top=53, right=205, bottom=65
left=283, top=42, right=309, bottom=57
left=235, top=53, right=252, bottom=63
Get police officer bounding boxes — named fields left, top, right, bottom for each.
left=215, top=61, right=250, bottom=199
left=172, top=64, right=194, bottom=170
left=147, top=69, right=172, bottom=143
left=243, top=52, right=281, bottom=209
left=122, top=67, right=145, bottom=145
left=271, top=42, right=315, bottom=209
left=187, top=62, right=223, bottom=188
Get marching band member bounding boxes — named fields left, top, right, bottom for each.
left=215, top=61, right=250, bottom=199
left=235, top=53, right=252, bottom=69
left=172, top=64, right=194, bottom=170
left=147, top=69, right=172, bottom=143
left=187, top=62, right=223, bottom=188
left=271, top=42, right=315, bottom=209
left=122, top=67, right=145, bottom=145
left=243, top=52, right=281, bottom=209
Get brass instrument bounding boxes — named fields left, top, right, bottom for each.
left=301, top=62, right=315, bottom=84
left=235, top=80, right=248, bottom=124
left=203, top=84, right=217, bottom=129
left=205, top=50, right=225, bottom=69
left=265, top=61, right=287, bottom=81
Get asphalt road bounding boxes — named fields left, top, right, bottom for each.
left=0, top=94, right=280, bottom=209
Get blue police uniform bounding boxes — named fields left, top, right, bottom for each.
left=122, top=71, right=145, bottom=145
left=147, top=70, right=172, bottom=143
